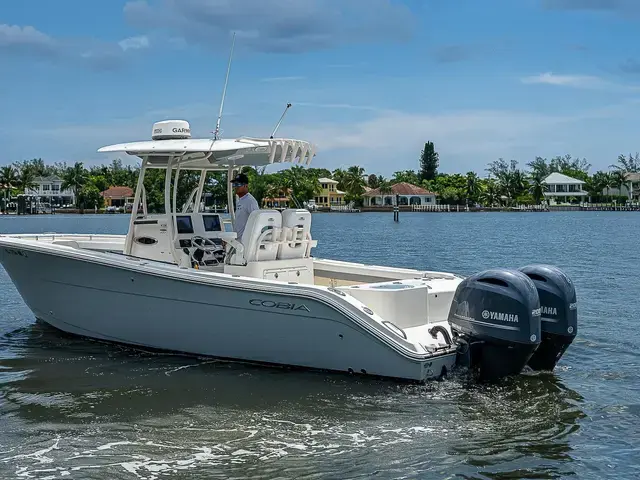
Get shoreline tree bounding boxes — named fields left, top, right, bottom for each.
left=419, top=141, right=439, bottom=181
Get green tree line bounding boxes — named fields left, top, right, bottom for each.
left=1, top=146, right=638, bottom=212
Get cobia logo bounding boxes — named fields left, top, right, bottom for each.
left=249, top=299, right=310, bottom=312
left=481, top=310, right=519, bottom=323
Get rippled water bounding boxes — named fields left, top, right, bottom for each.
left=1, top=212, right=638, bottom=479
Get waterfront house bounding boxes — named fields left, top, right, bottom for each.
left=101, top=186, right=134, bottom=209
left=25, top=175, right=75, bottom=206
left=363, top=182, right=437, bottom=206
left=263, top=188, right=291, bottom=209
left=542, top=172, right=588, bottom=205
left=625, top=173, right=640, bottom=200
left=314, top=177, right=346, bottom=207
left=602, top=172, right=640, bottom=201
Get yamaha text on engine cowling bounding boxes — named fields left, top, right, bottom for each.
left=519, top=264, right=578, bottom=371
left=447, top=269, right=541, bottom=382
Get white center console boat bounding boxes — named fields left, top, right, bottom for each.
left=0, top=120, right=578, bottom=382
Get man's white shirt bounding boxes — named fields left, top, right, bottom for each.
left=234, top=192, right=259, bottom=240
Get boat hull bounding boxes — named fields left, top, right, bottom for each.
left=0, top=244, right=456, bottom=382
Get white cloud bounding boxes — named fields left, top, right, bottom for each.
left=521, top=72, right=607, bottom=88
left=520, top=72, right=640, bottom=91
left=0, top=24, right=57, bottom=54
left=118, top=35, right=150, bottom=51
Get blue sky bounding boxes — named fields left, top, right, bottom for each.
left=2, top=0, right=640, bottom=177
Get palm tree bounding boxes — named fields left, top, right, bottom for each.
left=341, top=166, right=366, bottom=197
left=609, top=170, right=626, bottom=199
left=16, top=166, right=37, bottom=194
left=507, top=168, right=527, bottom=205
left=481, top=177, right=500, bottom=207
left=0, top=165, right=18, bottom=213
left=61, top=162, right=88, bottom=208
left=529, top=172, right=545, bottom=205
left=378, top=177, right=393, bottom=205
left=586, top=171, right=609, bottom=203
left=280, top=166, right=320, bottom=207
left=604, top=172, right=616, bottom=200
left=332, top=168, right=346, bottom=189
left=486, top=158, right=526, bottom=205
left=465, top=171, right=480, bottom=205
left=367, top=174, right=380, bottom=189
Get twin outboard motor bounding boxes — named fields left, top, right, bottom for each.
left=447, top=269, right=541, bottom=382
left=447, top=265, right=578, bottom=382
left=519, top=264, right=578, bottom=371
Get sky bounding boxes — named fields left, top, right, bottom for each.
left=2, top=0, right=640, bottom=177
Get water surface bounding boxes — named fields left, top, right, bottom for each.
left=1, top=212, right=638, bottom=479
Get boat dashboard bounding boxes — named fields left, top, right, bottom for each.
left=172, top=213, right=235, bottom=248
left=129, top=212, right=237, bottom=265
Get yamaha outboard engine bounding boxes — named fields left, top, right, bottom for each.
left=448, top=269, right=541, bottom=382
left=519, top=264, right=577, bottom=371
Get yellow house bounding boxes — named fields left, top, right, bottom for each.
left=314, top=177, right=345, bottom=207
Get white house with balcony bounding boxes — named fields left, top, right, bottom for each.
left=542, top=172, right=588, bottom=205
left=25, top=175, right=76, bottom=206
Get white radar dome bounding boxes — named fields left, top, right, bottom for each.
left=151, top=120, right=191, bottom=140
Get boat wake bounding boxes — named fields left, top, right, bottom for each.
left=0, top=324, right=588, bottom=480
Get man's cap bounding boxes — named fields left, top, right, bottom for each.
left=231, top=172, right=249, bottom=186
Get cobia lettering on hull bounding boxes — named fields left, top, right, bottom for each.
left=249, top=299, right=310, bottom=312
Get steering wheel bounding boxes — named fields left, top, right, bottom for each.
left=189, top=235, right=223, bottom=266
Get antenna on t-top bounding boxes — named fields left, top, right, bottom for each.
left=270, top=103, right=292, bottom=139
left=213, top=32, right=236, bottom=141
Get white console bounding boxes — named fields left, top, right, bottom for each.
left=337, top=277, right=461, bottom=328
left=128, top=212, right=236, bottom=263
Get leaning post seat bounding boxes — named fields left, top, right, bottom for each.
left=278, top=209, right=317, bottom=260
left=227, top=209, right=283, bottom=265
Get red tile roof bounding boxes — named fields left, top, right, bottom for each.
left=364, top=182, right=436, bottom=196
left=101, top=186, right=134, bottom=199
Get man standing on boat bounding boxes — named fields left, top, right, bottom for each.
left=231, top=172, right=259, bottom=240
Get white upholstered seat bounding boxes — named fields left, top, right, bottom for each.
left=228, top=209, right=282, bottom=264
left=278, top=208, right=316, bottom=260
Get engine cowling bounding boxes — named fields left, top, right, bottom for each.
left=448, top=268, right=541, bottom=382
left=519, top=264, right=577, bottom=371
